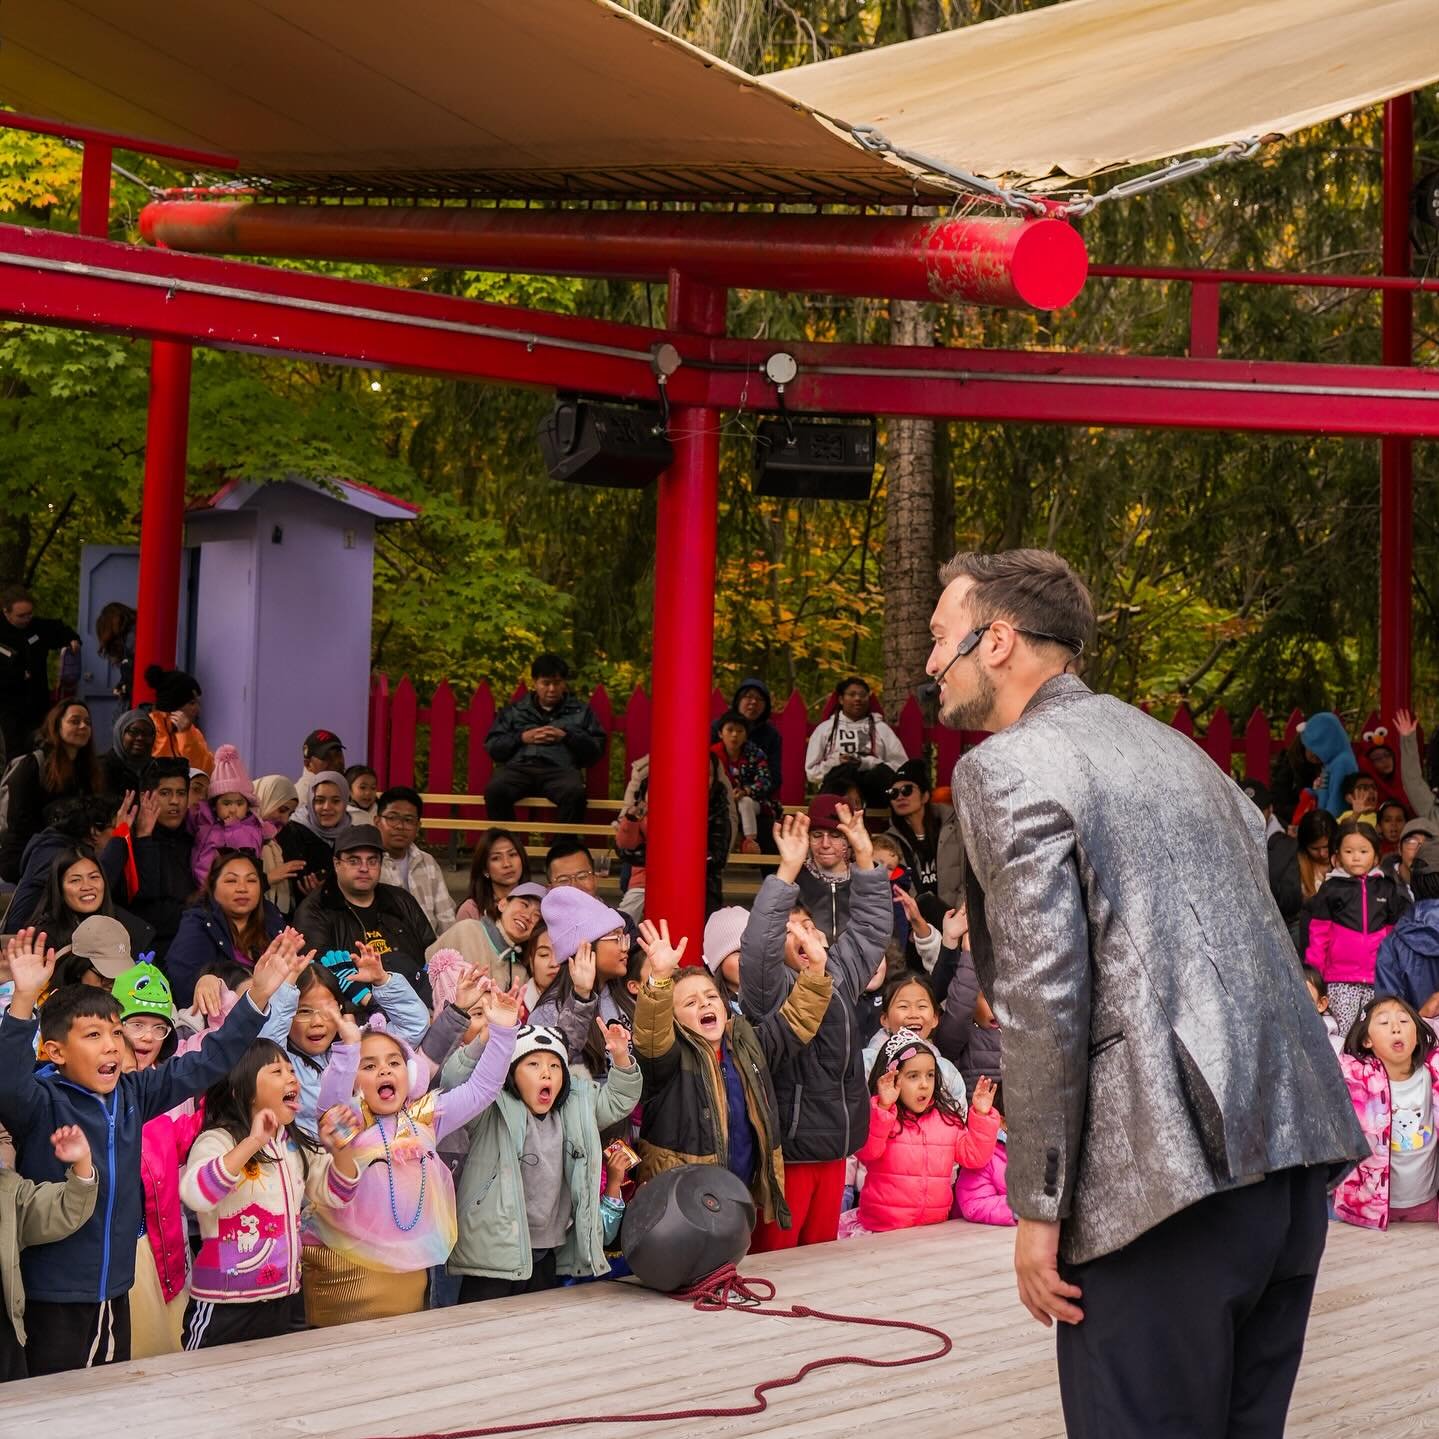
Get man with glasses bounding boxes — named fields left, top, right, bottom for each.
left=545, top=838, right=599, bottom=896
left=294, top=823, right=436, bottom=999
left=375, top=785, right=456, bottom=933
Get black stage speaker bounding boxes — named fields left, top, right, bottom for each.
left=538, top=397, right=673, bottom=488
left=621, top=1165, right=756, bottom=1293
left=754, top=416, right=876, bottom=501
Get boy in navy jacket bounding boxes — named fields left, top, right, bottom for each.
left=0, top=924, right=312, bottom=1374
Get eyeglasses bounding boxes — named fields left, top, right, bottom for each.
left=337, top=853, right=380, bottom=869
left=379, top=812, right=420, bottom=828
left=121, top=1018, right=171, bottom=1040
left=811, top=832, right=848, bottom=847
left=550, top=870, right=594, bottom=887
left=597, top=928, right=631, bottom=948
left=887, top=783, right=919, bottom=800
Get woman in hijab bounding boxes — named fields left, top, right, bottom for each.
left=294, top=769, right=353, bottom=851
left=102, top=708, right=156, bottom=796
left=255, top=773, right=333, bottom=916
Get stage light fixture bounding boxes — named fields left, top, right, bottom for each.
left=753, top=415, right=876, bottom=501
left=538, top=395, right=673, bottom=488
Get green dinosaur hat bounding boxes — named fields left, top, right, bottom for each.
left=111, top=960, right=175, bottom=1028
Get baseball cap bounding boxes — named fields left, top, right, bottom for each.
left=1402, top=817, right=1438, bottom=843
left=1412, top=838, right=1439, bottom=881
left=303, top=729, right=345, bottom=759
left=57, top=915, right=134, bottom=979
left=334, top=823, right=383, bottom=857
left=506, top=882, right=548, bottom=903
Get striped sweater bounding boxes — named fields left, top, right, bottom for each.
left=179, top=1129, right=360, bottom=1303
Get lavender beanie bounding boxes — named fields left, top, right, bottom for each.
left=541, top=886, right=626, bottom=963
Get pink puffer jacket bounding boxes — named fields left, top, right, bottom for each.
left=951, top=1140, right=1016, bottom=1227
left=856, top=1098, right=1001, bottom=1233
left=1333, top=1050, right=1439, bottom=1230
left=141, top=1105, right=207, bottom=1301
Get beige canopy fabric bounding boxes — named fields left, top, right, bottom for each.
left=768, top=0, right=1439, bottom=184
left=1, top=0, right=1436, bottom=203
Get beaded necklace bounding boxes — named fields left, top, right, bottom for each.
left=377, top=1108, right=427, bottom=1232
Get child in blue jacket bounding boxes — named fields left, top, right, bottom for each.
left=0, top=924, right=310, bottom=1375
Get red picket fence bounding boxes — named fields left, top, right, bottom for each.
left=368, top=674, right=1358, bottom=813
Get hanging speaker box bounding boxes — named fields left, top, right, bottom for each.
left=538, top=397, right=673, bottom=488
left=753, top=416, right=876, bottom=501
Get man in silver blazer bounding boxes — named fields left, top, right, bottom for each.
left=928, top=549, right=1364, bottom=1439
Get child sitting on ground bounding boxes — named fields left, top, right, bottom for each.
left=632, top=917, right=831, bottom=1236
left=951, top=1125, right=1015, bottom=1227
left=1333, top=994, right=1439, bottom=1228
left=443, top=1020, right=642, bottom=1301
left=841, top=1030, right=1000, bottom=1237
left=1302, top=963, right=1342, bottom=1052
left=189, top=745, right=276, bottom=888
left=303, top=971, right=522, bottom=1325
left=0, top=924, right=302, bottom=1374
left=0, top=1125, right=96, bottom=1383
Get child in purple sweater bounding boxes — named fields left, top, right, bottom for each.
left=190, top=745, right=275, bottom=887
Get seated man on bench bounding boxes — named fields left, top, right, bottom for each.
left=483, top=653, right=606, bottom=825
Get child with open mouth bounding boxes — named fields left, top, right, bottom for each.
left=301, top=966, right=523, bottom=1324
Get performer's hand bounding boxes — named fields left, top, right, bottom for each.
left=1014, top=1218, right=1083, bottom=1327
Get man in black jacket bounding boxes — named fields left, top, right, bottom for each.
left=483, top=653, right=605, bottom=824
left=128, top=759, right=194, bottom=962
left=294, top=824, right=435, bottom=1001
left=0, top=585, right=80, bottom=764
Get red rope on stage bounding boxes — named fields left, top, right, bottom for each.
left=366, top=1264, right=954, bottom=1439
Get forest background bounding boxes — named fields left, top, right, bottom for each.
left=2, top=0, right=1437, bottom=730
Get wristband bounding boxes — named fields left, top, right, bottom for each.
left=645, top=976, right=674, bottom=992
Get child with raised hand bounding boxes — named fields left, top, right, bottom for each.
left=842, top=1031, right=1000, bottom=1237
left=0, top=1125, right=96, bottom=1382
left=0, top=924, right=306, bottom=1374
left=632, top=917, right=831, bottom=1234
left=180, top=1042, right=363, bottom=1349
left=260, top=940, right=430, bottom=1133
left=1306, top=819, right=1408, bottom=1034
left=302, top=971, right=523, bottom=1325
left=1333, top=994, right=1439, bottom=1228
left=740, top=804, right=893, bottom=1251
left=188, top=744, right=276, bottom=889
left=443, top=1016, right=642, bottom=1301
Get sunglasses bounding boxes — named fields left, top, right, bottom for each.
left=887, top=783, right=919, bottom=800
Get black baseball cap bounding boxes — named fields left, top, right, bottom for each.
left=335, top=823, right=383, bottom=857
left=1239, top=778, right=1271, bottom=810
left=303, top=729, right=345, bottom=759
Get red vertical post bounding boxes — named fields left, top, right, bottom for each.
left=1380, top=94, right=1414, bottom=720
left=645, top=272, right=725, bottom=957
left=78, top=141, right=112, bottom=239
left=132, top=341, right=193, bottom=704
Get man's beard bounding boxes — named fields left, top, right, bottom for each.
left=940, top=667, right=996, bottom=732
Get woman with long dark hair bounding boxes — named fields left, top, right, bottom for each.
left=96, top=601, right=136, bottom=708
left=0, top=699, right=105, bottom=881
left=166, top=849, right=286, bottom=1008
left=29, top=842, right=153, bottom=956
left=456, top=826, right=531, bottom=922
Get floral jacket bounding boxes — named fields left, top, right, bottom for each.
left=1333, top=1049, right=1439, bottom=1229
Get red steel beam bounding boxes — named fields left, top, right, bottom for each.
left=78, top=141, right=112, bottom=239
left=1092, top=262, right=1439, bottom=294
left=139, top=200, right=1088, bottom=310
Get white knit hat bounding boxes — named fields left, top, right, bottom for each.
left=702, top=906, right=750, bottom=975
left=508, top=1024, right=570, bottom=1075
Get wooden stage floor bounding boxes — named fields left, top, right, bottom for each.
left=8, top=1220, right=1432, bottom=1438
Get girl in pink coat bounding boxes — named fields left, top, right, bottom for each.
left=1333, top=994, right=1439, bottom=1229
left=841, top=1030, right=1000, bottom=1236
left=190, top=744, right=276, bottom=888
left=951, top=1133, right=1016, bottom=1227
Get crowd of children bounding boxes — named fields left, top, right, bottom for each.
left=0, top=686, right=1436, bottom=1384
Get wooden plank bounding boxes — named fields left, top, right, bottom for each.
left=9, top=1221, right=1431, bottom=1439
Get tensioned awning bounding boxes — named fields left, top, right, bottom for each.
left=0, top=0, right=1436, bottom=205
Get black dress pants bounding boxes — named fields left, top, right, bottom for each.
left=484, top=760, right=588, bottom=824
left=1056, top=1165, right=1329, bottom=1439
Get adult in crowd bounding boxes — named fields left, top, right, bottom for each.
left=1357, top=726, right=1411, bottom=814
left=709, top=677, right=784, bottom=794
left=294, top=823, right=436, bottom=997
left=483, top=653, right=605, bottom=824
left=254, top=774, right=333, bottom=916
left=295, top=728, right=346, bottom=810
left=803, top=676, right=908, bottom=806
left=1240, top=779, right=1309, bottom=944
left=883, top=757, right=965, bottom=918
left=0, top=698, right=103, bottom=883
left=145, top=664, right=213, bottom=774
left=294, top=770, right=353, bottom=851
left=795, top=794, right=856, bottom=944
left=128, top=757, right=196, bottom=960
left=3, top=794, right=129, bottom=932
left=546, top=837, right=601, bottom=895
left=456, top=826, right=531, bottom=922
left=0, top=583, right=80, bottom=764
left=101, top=708, right=156, bottom=796
left=165, top=849, right=286, bottom=1008
left=1374, top=837, right=1439, bottom=1014
left=1384, top=816, right=1438, bottom=903
left=95, top=601, right=136, bottom=709
left=931, top=547, right=1363, bottom=1439
left=375, top=785, right=456, bottom=933
left=427, top=881, right=546, bottom=990
left=1296, top=710, right=1357, bottom=819
left=1394, top=709, right=1437, bottom=823
left=28, top=842, right=154, bottom=957
left=1267, top=728, right=1321, bottom=827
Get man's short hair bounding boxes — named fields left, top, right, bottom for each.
left=716, top=710, right=750, bottom=733
left=1341, top=772, right=1377, bottom=802
left=545, top=837, right=593, bottom=870
left=142, top=758, right=190, bottom=792
left=938, top=549, right=1095, bottom=658
left=40, top=985, right=122, bottom=1045
left=0, top=583, right=32, bottom=610
left=377, top=785, right=423, bottom=816
left=531, top=653, right=570, bottom=681
left=43, top=794, right=119, bottom=839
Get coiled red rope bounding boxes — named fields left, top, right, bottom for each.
left=368, top=1263, right=954, bottom=1438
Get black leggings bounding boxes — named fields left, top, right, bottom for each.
left=457, top=1249, right=559, bottom=1304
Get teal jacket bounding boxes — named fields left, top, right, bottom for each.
left=441, top=1044, right=641, bottom=1282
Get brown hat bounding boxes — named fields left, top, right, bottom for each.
left=56, top=916, right=133, bottom=980
left=806, top=793, right=846, bottom=833
left=1412, top=838, right=1439, bottom=881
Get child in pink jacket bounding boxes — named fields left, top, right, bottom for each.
left=951, top=1133, right=1016, bottom=1227
left=190, top=744, right=276, bottom=888
left=840, top=1030, right=1000, bottom=1236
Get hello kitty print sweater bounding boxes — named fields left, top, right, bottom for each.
left=180, top=1130, right=361, bottom=1301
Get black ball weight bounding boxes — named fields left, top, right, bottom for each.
left=621, top=1164, right=756, bottom=1293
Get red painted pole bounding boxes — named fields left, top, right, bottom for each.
left=1380, top=95, right=1414, bottom=720
left=645, top=273, right=725, bottom=958
left=78, top=142, right=112, bottom=239
left=132, top=341, right=193, bottom=705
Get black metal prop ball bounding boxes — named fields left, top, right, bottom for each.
left=621, top=1165, right=757, bottom=1293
